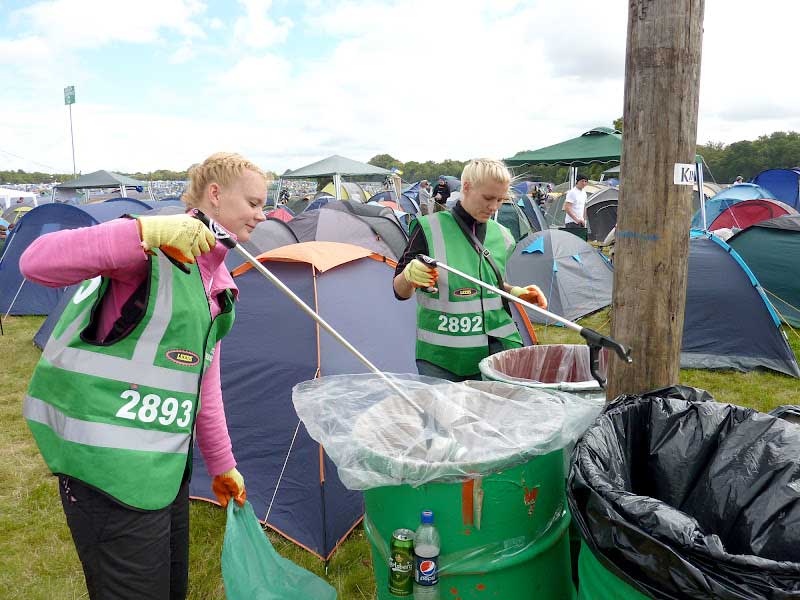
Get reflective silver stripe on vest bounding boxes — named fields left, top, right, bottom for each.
left=24, top=395, right=190, bottom=455
left=427, top=214, right=449, bottom=293
left=417, top=328, right=489, bottom=348
left=486, top=321, right=520, bottom=339
left=417, top=294, right=502, bottom=313
left=43, top=255, right=201, bottom=395
left=132, top=253, right=174, bottom=365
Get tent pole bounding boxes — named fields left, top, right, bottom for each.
left=3, top=279, right=26, bottom=322
left=120, top=185, right=127, bottom=198
left=569, top=166, right=577, bottom=189
left=334, top=174, right=342, bottom=201
left=697, top=159, right=707, bottom=230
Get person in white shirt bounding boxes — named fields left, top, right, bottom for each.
left=564, top=174, right=589, bottom=228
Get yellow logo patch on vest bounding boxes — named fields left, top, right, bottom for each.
left=165, top=349, right=200, bottom=366
left=454, top=287, right=478, bottom=297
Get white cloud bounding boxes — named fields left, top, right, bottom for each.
left=2, top=0, right=800, bottom=174
left=13, top=0, right=207, bottom=50
left=233, top=0, right=293, bottom=49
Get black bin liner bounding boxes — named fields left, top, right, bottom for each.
left=568, top=385, right=800, bottom=599
left=770, top=405, right=800, bottom=425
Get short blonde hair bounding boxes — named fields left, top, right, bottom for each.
left=182, top=152, right=269, bottom=208
left=461, top=158, right=511, bottom=188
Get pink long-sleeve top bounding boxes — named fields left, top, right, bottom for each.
left=19, top=218, right=238, bottom=477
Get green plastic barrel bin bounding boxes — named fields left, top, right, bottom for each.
left=480, top=344, right=607, bottom=587
left=292, top=374, right=604, bottom=600
left=364, top=449, right=575, bottom=600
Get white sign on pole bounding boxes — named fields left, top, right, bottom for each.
left=673, top=163, right=696, bottom=185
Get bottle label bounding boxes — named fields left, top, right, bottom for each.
left=415, top=555, right=439, bottom=586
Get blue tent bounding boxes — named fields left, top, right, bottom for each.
left=0, top=200, right=153, bottom=315
left=751, top=168, right=800, bottom=209
left=682, top=231, right=800, bottom=377
left=368, top=190, right=420, bottom=214
left=514, top=193, right=546, bottom=232
left=691, top=183, right=777, bottom=228
left=188, top=243, right=418, bottom=559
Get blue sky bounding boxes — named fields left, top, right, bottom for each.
left=1, top=0, right=799, bottom=174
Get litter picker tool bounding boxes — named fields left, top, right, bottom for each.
left=192, top=210, right=426, bottom=414
left=417, top=254, right=633, bottom=388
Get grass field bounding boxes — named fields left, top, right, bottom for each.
left=2, top=311, right=799, bottom=599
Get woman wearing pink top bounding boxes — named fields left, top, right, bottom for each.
left=20, top=152, right=268, bottom=599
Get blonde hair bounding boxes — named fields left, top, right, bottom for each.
left=182, top=152, right=270, bottom=208
left=461, top=158, right=511, bottom=188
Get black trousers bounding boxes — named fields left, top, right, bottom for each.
left=58, top=475, right=190, bottom=600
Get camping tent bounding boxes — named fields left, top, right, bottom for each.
left=496, top=201, right=533, bottom=242
left=728, top=215, right=800, bottom=328
left=190, top=242, right=417, bottom=559
left=0, top=187, right=37, bottom=210
left=513, top=193, right=547, bottom=233
left=321, top=201, right=408, bottom=258
left=287, top=205, right=403, bottom=260
left=751, top=168, right=800, bottom=209
left=368, top=190, right=420, bottom=215
left=224, top=218, right=300, bottom=271
left=505, top=230, right=614, bottom=324
left=319, top=181, right=369, bottom=203
left=505, top=127, right=622, bottom=167
left=585, top=187, right=619, bottom=242
left=281, top=155, right=392, bottom=201
left=54, top=170, right=150, bottom=202
left=691, top=183, right=777, bottom=229
left=682, top=231, right=800, bottom=376
left=0, top=200, right=152, bottom=315
left=708, top=198, right=797, bottom=231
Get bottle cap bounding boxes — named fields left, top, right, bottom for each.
left=421, top=510, right=434, bottom=524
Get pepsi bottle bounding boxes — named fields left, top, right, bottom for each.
left=413, top=510, right=440, bottom=594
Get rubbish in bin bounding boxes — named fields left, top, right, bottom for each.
left=389, top=528, right=415, bottom=596
left=221, top=500, right=336, bottom=600
left=293, top=373, right=604, bottom=490
left=568, top=386, right=800, bottom=599
left=416, top=253, right=632, bottom=388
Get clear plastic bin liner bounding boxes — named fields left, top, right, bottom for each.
left=292, top=373, right=604, bottom=490
left=479, top=344, right=607, bottom=392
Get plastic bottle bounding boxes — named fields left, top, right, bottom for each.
left=413, top=510, right=440, bottom=598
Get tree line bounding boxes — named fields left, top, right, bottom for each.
left=4, top=129, right=799, bottom=187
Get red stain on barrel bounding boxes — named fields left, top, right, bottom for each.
left=476, top=583, right=487, bottom=591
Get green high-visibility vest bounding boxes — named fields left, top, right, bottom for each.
left=415, top=212, right=522, bottom=376
left=24, top=252, right=235, bottom=510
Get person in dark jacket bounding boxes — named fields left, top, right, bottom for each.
left=431, top=176, right=451, bottom=212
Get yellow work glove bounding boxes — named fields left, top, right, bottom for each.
left=136, top=214, right=216, bottom=264
left=510, top=284, right=548, bottom=309
left=402, top=258, right=438, bottom=289
left=212, top=467, right=246, bottom=508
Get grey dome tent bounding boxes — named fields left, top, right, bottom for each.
left=505, top=229, right=614, bottom=324
left=682, top=231, right=800, bottom=376
left=728, top=215, right=800, bottom=328
left=585, top=187, right=619, bottom=242
left=286, top=209, right=399, bottom=259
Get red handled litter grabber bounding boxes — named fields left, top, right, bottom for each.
left=416, top=254, right=633, bottom=388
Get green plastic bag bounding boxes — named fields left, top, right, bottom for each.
left=222, top=501, right=337, bottom=600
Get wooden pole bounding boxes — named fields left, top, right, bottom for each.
left=606, top=0, right=705, bottom=399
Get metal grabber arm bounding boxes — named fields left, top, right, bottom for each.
left=417, top=254, right=632, bottom=388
